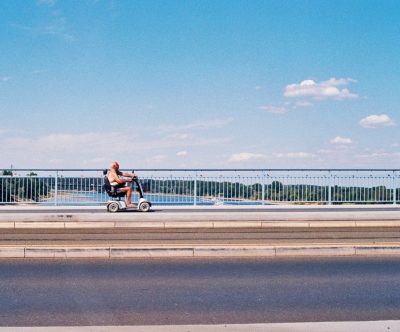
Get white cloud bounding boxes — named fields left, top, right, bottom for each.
left=145, top=155, right=167, bottom=164
left=275, top=152, right=315, bottom=159
left=324, top=78, right=357, bottom=86
left=359, top=114, right=396, bottom=128
left=228, top=152, right=266, bottom=162
left=330, top=136, right=353, bottom=145
left=295, top=100, right=313, bottom=108
left=318, top=149, right=333, bottom=154
left=82, top=157, right=107, bottom=166
left=0, top=130, right=233, bottom=168
left=167, top=133, right=189, bottom=140
left=1, top=76, right=11, bottom=82
left=31, top=69, right=47, bottom=75
left=190, top=136, right=232, bottom=147
left=159, top=118, right=233, bottom=132
left=12, top=15, right=74, bottom=42
left=259, top=105, right=287, bottom=114
left=176, top=150, right=188, bottom=157
left=0, top=132, right=127, bottom=168
left=260, top=101, right=313, bottom=113
left=284, top=77, right=358, bottom=100
left=355, top=152, right=400, bottom=159
left=183, top=118, right=233, bottom=130
left=0, top=132, right=124, bottom=154
left=0, top=132, right=230, bottom=156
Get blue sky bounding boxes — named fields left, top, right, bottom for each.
left=0, top=0, right=399, bottom=168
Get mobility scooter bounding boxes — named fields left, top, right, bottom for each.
left=103, top=169, right=151, bottom=212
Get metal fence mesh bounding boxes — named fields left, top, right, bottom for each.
left=0, top=169, right=398, bottom=205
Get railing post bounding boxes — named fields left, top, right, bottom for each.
left=393, top=171, right=397, bottom=206
left=328, top=171, right=332, bottom=205
left=193, top=171, right=197, bottom=206
left=261, top=171, right=265, bottom=205
left=54, top=171, right=58, bottom=206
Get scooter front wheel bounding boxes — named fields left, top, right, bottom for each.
left=139, top=201, right=151, bottom=212
left=107, top=202, right=120, bottom=213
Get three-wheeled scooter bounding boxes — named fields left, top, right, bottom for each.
left=103, top=169, right=151, bottom=212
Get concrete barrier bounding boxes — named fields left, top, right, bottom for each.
left=1, top=218, right=400, bottom=229
left=1, top=210, right=400, bottom=225
left=3, top=244, right=400, bottom=259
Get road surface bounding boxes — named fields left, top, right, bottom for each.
left=2, top=227, right=400, bottom=246
left=1, top=257, right=400, bottom=326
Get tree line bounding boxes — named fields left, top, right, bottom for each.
left=141, top=179, right=399, bottom=203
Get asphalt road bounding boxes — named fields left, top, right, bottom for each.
left=1, top=257, right=400, bottom=326
left=2, top=227, right=400, bottom=246
left=1, top=206, right=399, bottom=213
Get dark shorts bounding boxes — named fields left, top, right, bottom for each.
left=112, top=184, right=126, bottom=194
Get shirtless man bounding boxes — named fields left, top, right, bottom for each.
left=107, top=161, right=137, bottom=208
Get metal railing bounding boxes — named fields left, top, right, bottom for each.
left=0, top=169, right=399, bottom=206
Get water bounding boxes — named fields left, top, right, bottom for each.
left=42, top=190, right=264, bottom=206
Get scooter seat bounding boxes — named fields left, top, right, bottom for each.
left=103, top=171, right=127, bottom=199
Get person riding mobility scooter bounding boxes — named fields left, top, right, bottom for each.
left=103, top=167, right=151, bottom=213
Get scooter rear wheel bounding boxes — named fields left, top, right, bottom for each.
left=107, top=202, right=120, bottom=213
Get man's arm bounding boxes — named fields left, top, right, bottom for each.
left=120, top=171, right=137, bottom=178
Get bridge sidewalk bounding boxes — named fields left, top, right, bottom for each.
left=0, top=205, right=399, bottom=229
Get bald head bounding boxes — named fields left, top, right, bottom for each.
left=111, top=161, right=119, bottom=170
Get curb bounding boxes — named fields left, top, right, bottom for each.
left=2, top=244, right=400, bottom=258
left=1, top=211, right=400, bottom=223
left=1, top=321, right=400, bottom=332
left=1, top=210, right=400, bottom=229
left=1, top=219, right=400, bottom=229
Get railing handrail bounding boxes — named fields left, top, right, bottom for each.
left=1, top=168, right=400, bottom=172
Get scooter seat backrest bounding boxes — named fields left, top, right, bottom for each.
left=103, top=173, right=114, bottom=196
left=103, top=174, right=126, bottom=199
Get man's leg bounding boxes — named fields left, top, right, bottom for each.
left=118, top=187, right=136, bottom=208
left=126, top=187, right=137, bottom=208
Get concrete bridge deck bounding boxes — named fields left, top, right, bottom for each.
left=1, top=205, right=400, bottom=259
left=0, top=205, right=399, bottom=227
